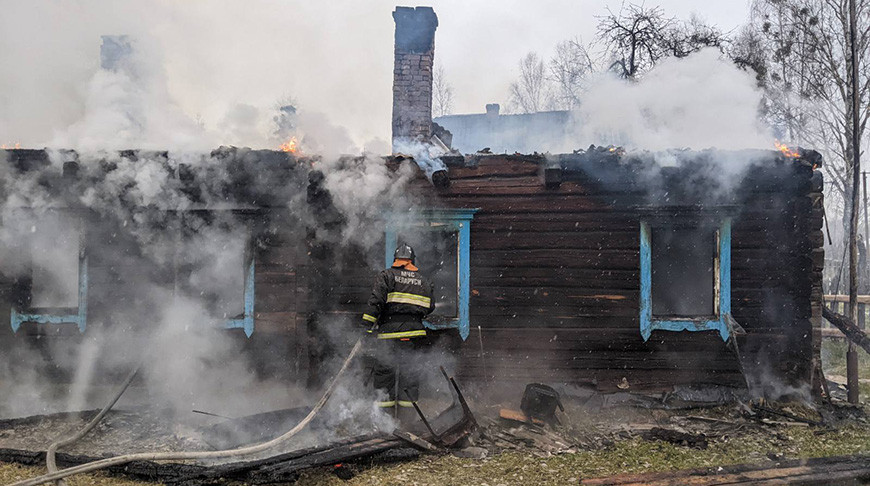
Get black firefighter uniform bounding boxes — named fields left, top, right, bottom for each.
left=361, top=260, right=435, bottom=409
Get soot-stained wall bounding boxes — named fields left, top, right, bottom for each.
left=408, top=148, right=824, bottom=395
left=0, top=147, right=823, bottom=398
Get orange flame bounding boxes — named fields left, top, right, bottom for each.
left=774, top=140, right=800, bottom=158
left=0, top=143, right=21, bottom=149
left=279, top=136, right=299, bottom=154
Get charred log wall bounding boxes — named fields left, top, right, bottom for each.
left=0, top=149, right=823, bottom=397
left=415, top=154, right=822, bottom=393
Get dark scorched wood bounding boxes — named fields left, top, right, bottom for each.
left=580, top=454, right=870, bottom=485
left=167, top=434, right=409, bottom=486
left=0, top=448, right=206, bottom=482
left=822, top=307, right=870, bottom=355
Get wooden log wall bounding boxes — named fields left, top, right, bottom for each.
left=0, top=149, right=824, bottom=397
left=391, top=154, right=822, bottom=392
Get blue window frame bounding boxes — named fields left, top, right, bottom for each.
left=223, top=249, right=255, bottom=337
left=11, top=221, right=88, bottom=333
left=384, top=208, right=477, bottom=340
left=208, top=226, right=256, bottom=338
left=639, top=218, right=731, bottom=342
left=175, top=216, right=256, bottom=338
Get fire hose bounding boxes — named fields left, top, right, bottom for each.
left=11, top=338, right=364, bottom=486
left=46, top=366, right=141, bottom=486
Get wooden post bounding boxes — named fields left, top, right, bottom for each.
left=847, top=0, right=861, bottom=405
left=863, top=172, right=869, bottom=262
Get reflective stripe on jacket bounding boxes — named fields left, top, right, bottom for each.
left=361, top=264, right=435, bottom=337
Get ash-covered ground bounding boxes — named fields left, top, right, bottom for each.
left=2, top=382, right=870, bottom=485
left=0, top=408, right=205, bottom=456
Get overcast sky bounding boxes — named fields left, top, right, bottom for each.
left=431, top=0, right=752, bottom=114
left=0, top=0, right=754, bottom=149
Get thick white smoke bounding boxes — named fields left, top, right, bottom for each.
left=0, top=144, right=436, bottom=429
left=571, top=49, right=772, bottom=151
left=0, top=1, right=398, bottom=152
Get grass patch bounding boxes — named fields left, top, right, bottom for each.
left=4, top=424, right=869, bottom=486
left=0, top=462, right=149, bottom=486
left=822, top=339, right=870, bottom=398
left=295, top=424, right=870, bottom=486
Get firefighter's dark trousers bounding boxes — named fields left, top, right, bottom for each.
left=372, top=337, right=425, bottom=409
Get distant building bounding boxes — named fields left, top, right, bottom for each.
left=434, top=104, right=571, bottom=154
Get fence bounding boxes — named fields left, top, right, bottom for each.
left=823, top=295, right=867, bottom=403
left=822, top=295, right=868, bottom=339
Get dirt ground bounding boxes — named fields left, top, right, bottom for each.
left=3, top=394, right=870, bottom=486
left=3, top=420, right=870, bottom=485
left=3, top=342, right=869, bottom=486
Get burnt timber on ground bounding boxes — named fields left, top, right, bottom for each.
left=580, top=454, right=870, bottom=485
left=0, top=437, right=419, bottom=485
left=0, top=448, right=206, bottom=482
left=167, top=433, right=411, bottom=485
left=0, top=147, right=824, bottom=395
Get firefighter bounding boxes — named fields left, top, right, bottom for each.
left=361, top=243, right=435, bottom=418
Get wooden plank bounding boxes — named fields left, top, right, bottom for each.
left=453, top=367, right=744, bottom=389
left=581, top=461, right=803, bottom=485
left=259, top=244, right=302, bottom=266
left=499, top=408, right=545, bottom=426
left=256, top=282, right=297, bottom=312
left=456, top=354, right=739, bottom=371
left=473, top=267, right=639, bottom=286
left=822, top=307, right=870, bottom=355
left=446, top=158, right=542, bottom=179
left=466, top=312, right=642, bottom=326
left=443, top=176, right=587, bottom=196
left=254, top=267, right=297, bottom=284
left=469, top=305, right=641, bottom=319
left=0, top=447, right=206, bottom=482
left=581, top=458, right=870, bottom=485
left=825, top=294, right=870, bottom=304
left=460, top=329, right=756, bottom=349
left=254, top=311, right=297, bottom=334
left=471, top=249, right=639, bottom=269
left=440, top=195, right=619, bottom=213
left=471, top=230, right=638, bottom=250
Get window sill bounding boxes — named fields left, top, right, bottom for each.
left=641, top=317, right=729, bottom=342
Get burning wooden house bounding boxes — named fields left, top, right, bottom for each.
left=0, top=143, right=827, bottom=398
left=0, top=6, right=825, bottom=401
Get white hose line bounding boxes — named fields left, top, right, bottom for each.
left=10, top=339, right=363, bottom=486
left=46, top=367, right=140, bottom=486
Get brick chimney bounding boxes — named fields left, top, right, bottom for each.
left=391, top=6, right=438, bottom=150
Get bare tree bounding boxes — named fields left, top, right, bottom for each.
left=432, top=64, right=454, bottom=117
left=508, top=52, right=556, bottom=114
left=664, top=14, right=728, bottom=58
left=548, top=39, right=596, bottom=110
left=597, top=3, right=673, bottom=78
left=749, top=0, right=870, bottom=232
left=597, top=4, right=728, bottom=79
left=729, top=26, right=770, bottom=85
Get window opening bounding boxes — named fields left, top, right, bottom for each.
left=11, top=213, right=88, bottom=333
left=176, top=218, right=255, bottom=337
left=651, top=227, right=716, bottom=318
left=395, top=227, right=459, bottom=318
left=384, top=209, right=477, bottom=339
left=639, top=219, right=731, bottom=342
